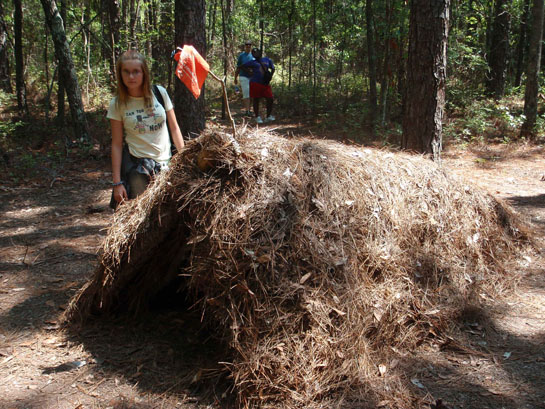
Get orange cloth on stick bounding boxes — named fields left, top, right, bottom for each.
left=173, top=45, right=210, bottom=99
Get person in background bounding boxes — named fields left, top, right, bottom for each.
left=234, top=40, right=255, bottom=116
left=243, top=48, right=275, bottom=124
left=107, top=50, right=184, bottom=208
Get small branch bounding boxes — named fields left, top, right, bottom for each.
left=207, top=70, right=241, bottom=155
left=208, top=71, right=236, bottom=136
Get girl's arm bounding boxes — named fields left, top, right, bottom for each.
left=111, top=119, right=128, bottom=203
left=166, top=109, right=185, bottom=152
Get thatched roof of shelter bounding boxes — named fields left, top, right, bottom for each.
left=65, top=128, right=531, bottom=408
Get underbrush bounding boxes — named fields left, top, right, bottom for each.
left=444, top=96, right=545, bottom=146
left=0, top=90, right=108, bottom=186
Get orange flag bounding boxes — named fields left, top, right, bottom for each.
left=173, top=45, right=210, bottom=99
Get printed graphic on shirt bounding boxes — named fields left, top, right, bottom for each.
left=125, top=102, right=165, bottom=135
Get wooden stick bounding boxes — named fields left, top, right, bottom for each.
left=207, top=70, right=237, bottom=139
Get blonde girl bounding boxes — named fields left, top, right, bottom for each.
left=107, top=50, right=184, bottom=206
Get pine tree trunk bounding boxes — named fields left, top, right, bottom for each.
left=13, top=0, right=28, bottom=114
left=174, top=0, right=206, bottom=138
left=312, top=0, right=317, bottom=110
left=208, top=0, right=217, bottom=46
left=145, top=3, right=152, bottom=58
left=107, top=0, right=121, bottom=84
left=221, top=0, right=228, bottom=119
left=121, top=0, right=128, bottom=46
left=379, top=0, right=392, bottom=126
left=44, top=29, right=51, bottom=119
left=57, top=0, right=66, bottom=124
left=521, top=0, right=545, bottom=137
left=288, top=0, right=294, bottom=89
left=402, top=0, right=450, bottom=160
left=0, top=1, right=12, bottom=93
left=515, top=0, right=531, bottom=87
left=129, top=0, right=136, bottom=47
left=486, top=0, right=511, bottom=99
left=41, top=0, right=89, bottom=141
left=366, top=0, right=378, bottom=123
left=149, top=0, right=159, bottom=69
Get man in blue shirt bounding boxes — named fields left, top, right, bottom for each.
left=234, top=40, right=255, bottom=116
left=243, top=48, right=275, bottom=124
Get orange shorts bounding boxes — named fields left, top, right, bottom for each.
left=250, top=82, right=273, bottom=99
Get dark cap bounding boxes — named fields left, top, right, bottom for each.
left=244, top=40, right=252, bottom=45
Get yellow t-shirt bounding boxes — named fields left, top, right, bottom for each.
left=107, top=86, right=173, bottom=163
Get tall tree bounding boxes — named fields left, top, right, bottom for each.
left=379, top=0, right=392, bottom=125
left=514, top=0, right=531, bottom=87
left=221, top=0, right=228, bottom=119
left=521, top=0, right=545, bottom=137
left=174, top=0, right=206, bottom=138
left=57, top=0, right=66, bottom=124
left=41, top=0, right=89, bottom=141
left=129, top=0, right=141, bottom=48
left=106, top=0, right=121, bottom=83
left=486, top=0, right=511, bottom=98
left=0, top=1, right=12, bottom=93
left=13, top=0, right=28, bottom=114
left=402, top=0, right=450, bottom=160
left=366, top=0, right=378, bottom=123
left=208, top=0, right=218, bottom=47
left=288, top=0, right=295, bottom=88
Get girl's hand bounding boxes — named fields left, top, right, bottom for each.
left=114, top=184, right=128, bottom=203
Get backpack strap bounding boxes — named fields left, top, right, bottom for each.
left=152, top=85, right=176, bottom=154
left=258, top=60, right=273, bottom=85
left=152, top=84, right=165, bottom=108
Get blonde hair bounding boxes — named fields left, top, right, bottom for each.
left=115, top=50, right=152, bottom=108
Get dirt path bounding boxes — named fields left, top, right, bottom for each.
left=1, top=139, right=544, bottom=409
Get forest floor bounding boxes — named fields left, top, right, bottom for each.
left=1, top=112, right=545, bottom=409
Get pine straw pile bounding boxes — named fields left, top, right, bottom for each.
left=66, top=128, right=531, bottom=408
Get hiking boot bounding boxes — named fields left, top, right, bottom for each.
left=256, top=116, right=264, bottom=124
left=265, top=115, right=275, bottom=122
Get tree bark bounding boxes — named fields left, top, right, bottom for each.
left=379, top=0, right=392, bottom=126
left=121, top=0, right=128, bottom=45
left=521, top=0, right=545, bottom=137
left=41, top=0, right=89, bottom=141
left=129, top=0, right=141, bottom=48
left=221, top=0, right=228, bottom=119
left=13, top=0, right=28, bottom=114
left=366, top=0, right=378, bottom=123
left=288, top=0, right=295, bottom=88
left=106, top=0, right=121, bottom=84
left=44, top=28, right=51, bottom=118
left=145, top=2, right=153, bottom=57
left=515, top=0, right=531, bottom=87
left=312, top=0, right=317, bottom=109
left=57, top=0, right=66, bottom=124
left=486, top=0, right=511, bottom=99
left=174, top=0, right=206, bottom=138
left=0, top=1, right=12, bottom=93
left=207, top=0, right=217, bottom=47
left=402, top=0, right=450, bottom=160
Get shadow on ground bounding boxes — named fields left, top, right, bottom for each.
left=64, top=309, right=234, bottom=408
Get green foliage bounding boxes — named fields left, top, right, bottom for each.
left=444, top=98, right=528, bottom=143
left=0, top=93, right=26, bottom=153
left=0, top=118, right=24, bottom=140
left=446, top=39, right=489, bottom=112
left=0, top=0, right=541, bottom=156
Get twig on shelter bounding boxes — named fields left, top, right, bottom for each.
left=207, top=70, right=240, bottom=155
